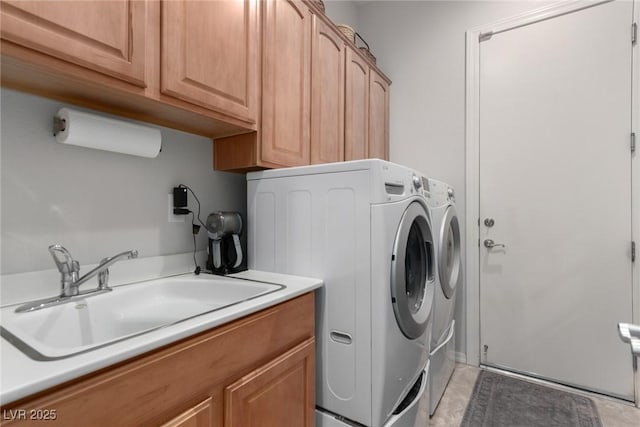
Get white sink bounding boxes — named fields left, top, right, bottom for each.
left=0, top=275, right=283, bottom=359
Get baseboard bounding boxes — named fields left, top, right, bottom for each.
left=454, top=351, right=467, bottom=364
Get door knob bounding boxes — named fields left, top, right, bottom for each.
left=484, top=239, right=505, bottom=249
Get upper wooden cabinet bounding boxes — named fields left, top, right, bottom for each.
left=0, top=0, right=149, bottom=87
left=344, top=45, right=370, bottom=161
left=214, top=0, right=314, bottom=171
left=310, top=14, right=345, bottom=164
left=0, top=0, right=389, bottom=167
left=261, top=0, right=311, bottom=167
left=214, top=4, right=391, bottom=172
left=0, top=0, right=257, bottom=137
left=368, top=68, right=390, bottom=160
left=344, top=45, right=391, bottom=162
left=162, top=0, right=259, bottom=124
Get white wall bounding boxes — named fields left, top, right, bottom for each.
left=329, top=0, right=553, bottom=360
left=0, top=89, right=246, bottom=275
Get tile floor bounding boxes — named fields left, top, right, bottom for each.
left=430, top=364, right=640, bottom=426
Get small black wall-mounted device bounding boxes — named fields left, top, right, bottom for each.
left=173, top=186, right=189, bottom=215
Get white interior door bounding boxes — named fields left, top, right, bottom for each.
left=479, top=0, right=634, bottom=400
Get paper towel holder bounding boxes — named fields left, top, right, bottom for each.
left=51, top=108, right=162, bottom=158
left=53, top=116, right=66, bottom=136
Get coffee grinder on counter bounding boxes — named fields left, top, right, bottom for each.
left=206, top=211, right=245, bottom=275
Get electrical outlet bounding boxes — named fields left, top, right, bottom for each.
left=168, top=194, right=185, bottom=223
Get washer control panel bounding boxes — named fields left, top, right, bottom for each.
left=425, top=178, right=454, bottom=207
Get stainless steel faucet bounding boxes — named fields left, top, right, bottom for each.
left=49, top=245, right=138, bottom=296
left=15, top=245, right=138, bottom=313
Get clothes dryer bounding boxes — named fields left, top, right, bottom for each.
left=247, top=160, right=434, bottom=427
left=425, top=178, right=462, bottom=415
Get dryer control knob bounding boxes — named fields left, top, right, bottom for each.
left=412, top=175, right=422, bottom=191
left=447, top=188, right=455, bottom=201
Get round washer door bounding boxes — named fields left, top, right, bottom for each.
left=439, top=205, right=461, bottom=299
left=391, top=201, right=435, bottom=339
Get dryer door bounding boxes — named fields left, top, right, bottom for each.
left=391, top=201, right=435, bottom=339
left=439, top=205, right=461, bottom=299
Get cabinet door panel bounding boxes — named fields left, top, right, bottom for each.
left=162, top=0, right=258, bottom=124
left=311, top=16, right=344, bottom=164
left=161, top=398, right=216, bottom=427
left=344, top=47, right=369, bottom=161
left=261, top=0, right=311, bottom=167
left=224, top=338, right=315, bottom=427
left=368, top=69, right=390, bottom=160
left=0, top=0, right=148, bottom=87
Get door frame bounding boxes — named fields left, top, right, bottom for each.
left=464, top=0, right=639, bottom=402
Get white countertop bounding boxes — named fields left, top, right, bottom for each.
left=0, top=270, right=322, bottom=405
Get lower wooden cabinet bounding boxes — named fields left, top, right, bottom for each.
left=225, top=339, right=315, bottom=427
left=0, top=293, right=315, bottom=427
left=161, top=398, right=216, bottom=427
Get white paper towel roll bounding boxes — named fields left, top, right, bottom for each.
left=55, top=108, right=161, bottom=158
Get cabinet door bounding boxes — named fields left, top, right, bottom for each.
left=224, top=338, right=315, bottom=427
left=261, top=0, right=311, bottom=167
left=344, top=47, right=369, bottom=161
left=0, top=0, right=148, bottom=87
left=161, top=398, right=216, bottom=427
left=310, top=16, right=344, bottom=164
left=162, top=0, right=258, bottom=124
left=368, top=69, right=390, bottom=160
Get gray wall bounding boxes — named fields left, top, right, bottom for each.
left=327, top=1, right=551, bottom=360
left=0, top=89, right=246, bottom=275
left=324, top=0, right=360, bottom=29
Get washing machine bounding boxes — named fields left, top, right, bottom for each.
left=425, top=178, right=462, bottom=415
left=247, top=160, right=434, bottom=427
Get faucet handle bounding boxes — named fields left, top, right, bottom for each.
left=48, top=245, right=78, bottom=274
left=71, top=260, right=80, bottom=281
left=98, top=257, right=110, bottom=290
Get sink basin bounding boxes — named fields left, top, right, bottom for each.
left=0, top=275, right=283, bottom=359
